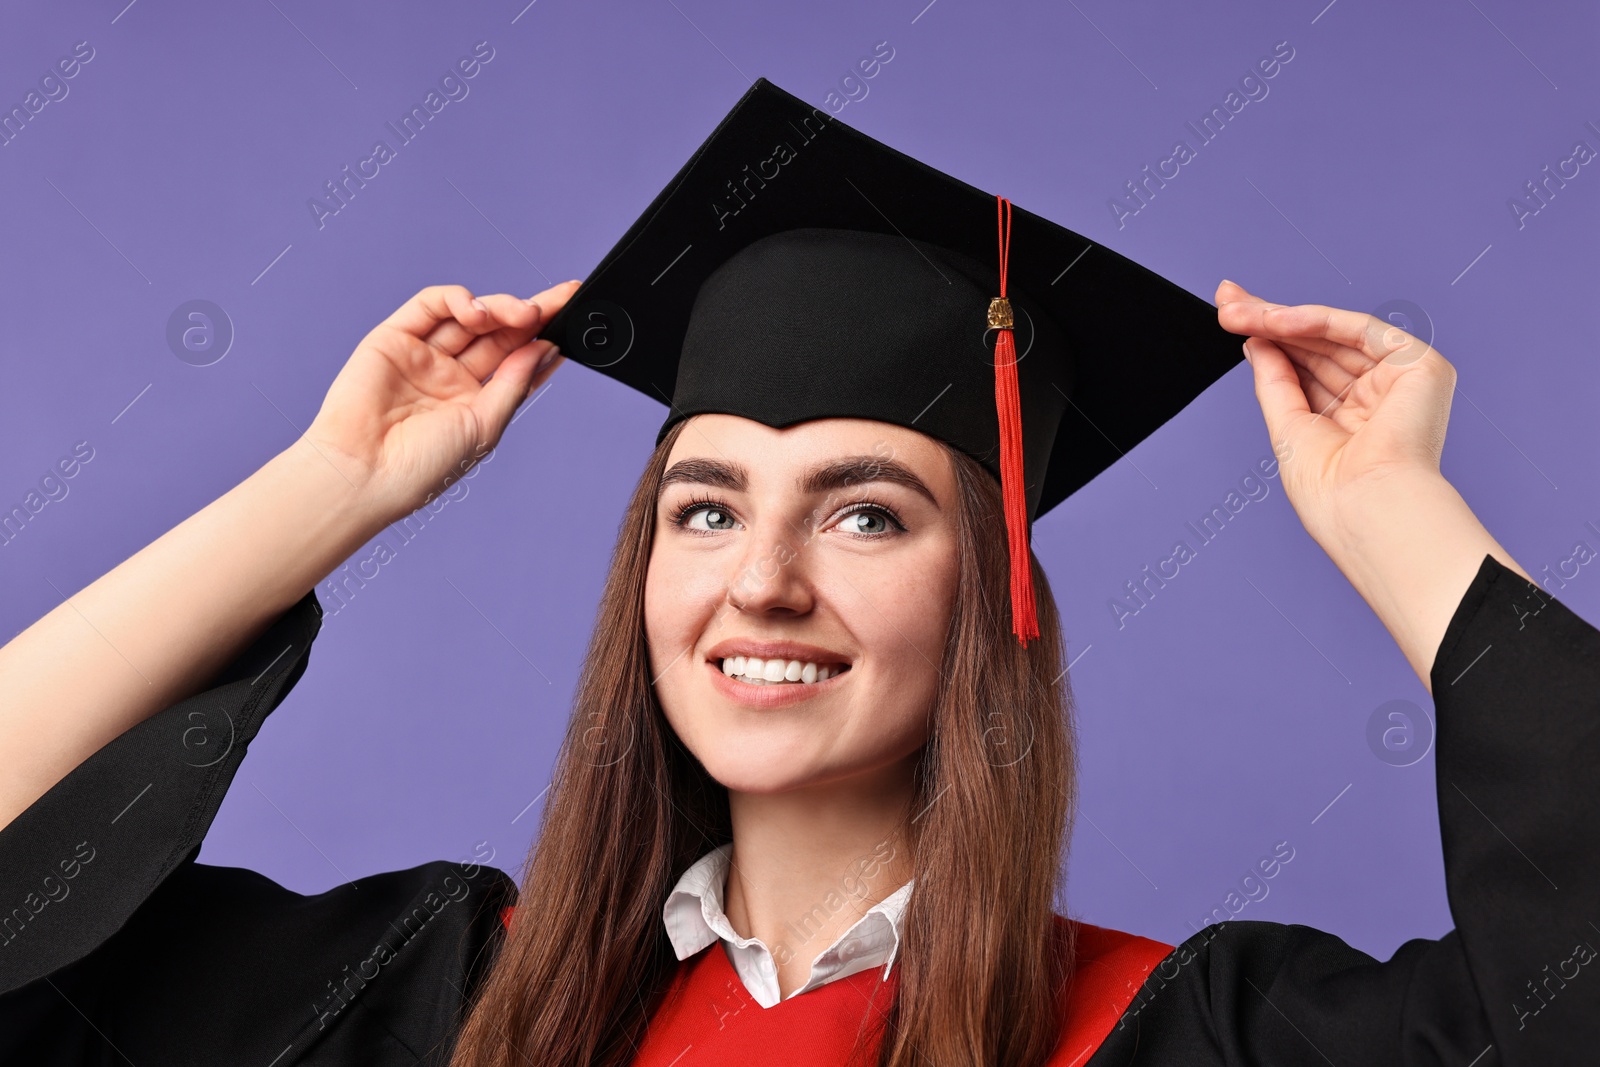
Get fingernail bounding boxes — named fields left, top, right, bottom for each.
left=537, top=345, right=561, bottom=371
left=1241, top=340, right=1253, bottom=365
left=471, top=297, right=487, bottom=311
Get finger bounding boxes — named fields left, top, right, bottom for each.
left=1259, top=342, right=1352, bottom=422
left=1217, top=297, right=1311, bottom=340
left=1292, top=355, right=1352, bottom=418
left=1264, top=332, right=1380, bottom=378
left=1219, top=299, right=1388, bottom=375
left=527, top=349, right=566, bottom=396
left=1244, top=337, right=1314, bottom=444
left=526, top=279, right=584, bottom=326
left=381, top=284, right=496, bottom=340
left=1215, top=279, right=1284, bottom=309
left=1257, top=303, right=1425, bottom=367
left=441, top=279, right=581, bottom=364
left=473, top=341, right=563, bottom=439
left=433, top=293, right=544, bottom=368
left=1219, top=284, right=1380, bottom=370
left=1270, top=336, right=1361, bottom=406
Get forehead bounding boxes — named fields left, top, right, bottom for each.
left=664, top=414, right=951, bottom=481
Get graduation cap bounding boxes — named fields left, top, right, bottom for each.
left=537, top=77, right=1243, bottom=646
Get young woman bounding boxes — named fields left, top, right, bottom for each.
left=2, top=80, right=1595, bottom=1067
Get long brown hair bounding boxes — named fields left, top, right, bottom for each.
left=449, top=418, right=1079, bottom=1066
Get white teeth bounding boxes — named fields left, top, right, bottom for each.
left=717, top=656, right=846, bottom=685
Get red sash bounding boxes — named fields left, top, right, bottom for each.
left=496, top=906, right=1172, bottom=1064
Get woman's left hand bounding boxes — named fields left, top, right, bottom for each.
left=1214, top=279, right=1458, bottom=552
left=1215, top=280, right=1535, bottom=690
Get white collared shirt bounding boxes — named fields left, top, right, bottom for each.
left=661, top=842, right=914, bottom=1008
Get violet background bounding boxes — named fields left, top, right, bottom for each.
left=2, top=0, right=1596, bottom=958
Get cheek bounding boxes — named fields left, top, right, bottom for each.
left=854, top=543, right=956, bottom=652
left=829, top=549, right=955, bottom=763
left=643, top=552, right=692, bottom=673
left=643, top=546, right=726, bottom=693
left=642, top=556, right=691, bottom=742
left=826, top=540, right=957, bottom=707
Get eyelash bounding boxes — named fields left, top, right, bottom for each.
left=668, top=495, right=906, bottom=537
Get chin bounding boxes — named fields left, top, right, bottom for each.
left=688, top=733, right=828, bottom=795
left=703, top=764, right=814, bottom=795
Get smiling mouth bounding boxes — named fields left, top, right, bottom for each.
left=714, top=656, right=852, bottom=686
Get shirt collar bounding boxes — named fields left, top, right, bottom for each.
left=661, top=843, right=914, bottom=996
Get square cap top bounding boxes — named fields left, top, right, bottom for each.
left=536, top=77, right=1242, bottom=526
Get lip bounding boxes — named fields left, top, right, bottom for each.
left=706, top=658, right=850, bottom=708
left=704, top=638, right=851, bottom=667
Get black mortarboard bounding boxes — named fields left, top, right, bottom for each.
left=537, top=77, right=1243, bottom=645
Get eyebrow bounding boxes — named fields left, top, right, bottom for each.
left=657, top=455, right=940, bottom=509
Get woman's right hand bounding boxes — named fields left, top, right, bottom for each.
left=302, top=280, right=580, bottom=519
left=0, top=281, right=583, bottom=831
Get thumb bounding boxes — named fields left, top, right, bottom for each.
left=1244, top=336, right=1311, bottom=447
left=473, top=341, right=553, bottom=442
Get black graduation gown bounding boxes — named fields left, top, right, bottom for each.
left=1, top=552, right=1595, bottom=1065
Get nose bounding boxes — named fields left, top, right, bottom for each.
left=723, top=518, right=815, bottom=620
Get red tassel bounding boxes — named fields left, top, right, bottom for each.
left=991, top=196, right=1039, bottom=646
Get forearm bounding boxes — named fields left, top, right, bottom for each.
left=0, top=436, right=390, bottom=829
left=1320, top=470, right=1533, bottom=695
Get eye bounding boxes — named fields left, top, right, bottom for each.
left=670, top=497, right=739, bottom=532
left=687, top=507, right=736, bottom=532
left=830, top=502, right=904, bottom=537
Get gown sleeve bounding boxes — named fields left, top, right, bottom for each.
left=1082, top=552, right=1600, bottom=1067
left=0, top=589, right=518, bottom=1067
